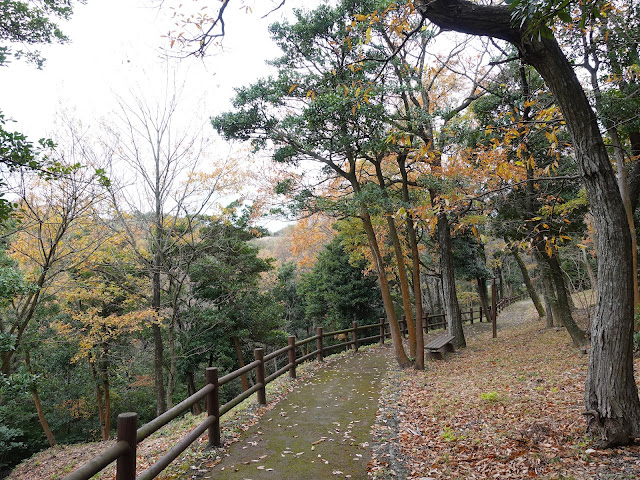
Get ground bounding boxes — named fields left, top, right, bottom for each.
left=8, top=297, right=640, bottom=479
left=369, top=299, right=640, bottom=479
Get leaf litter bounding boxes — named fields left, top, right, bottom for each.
left=369, top=300, right=640, bottom=479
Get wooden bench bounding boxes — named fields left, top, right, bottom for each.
left=425, top=333, right=456, bottom=359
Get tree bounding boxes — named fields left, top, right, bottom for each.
left=298, top=234, right=384, bottom=331
left=417, top=0, right=639, bottom=448
left=213, top=1, right=414, bottom=367
left=103, top=83, right=237, bottom=414
left=1, top=1, right=80, bottom=221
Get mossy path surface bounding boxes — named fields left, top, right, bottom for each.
left=202, top=347, right=391, bottom=480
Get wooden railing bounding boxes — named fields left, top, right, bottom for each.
left=63, top=295, right=527, bottom=480
left=63, top=319, right=387, bottom=480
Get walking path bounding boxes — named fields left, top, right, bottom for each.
left=201, top=303, right=531, bottom=480
left=202, top=347, right=391, bottom=480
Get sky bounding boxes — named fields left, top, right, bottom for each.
left=1, top=0, right=308, bottom=230
left=0, top=0, right=300, bottom=139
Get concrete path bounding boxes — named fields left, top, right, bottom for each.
left=202, top=347, right=391, bottom=480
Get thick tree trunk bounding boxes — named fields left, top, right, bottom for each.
left=510, top=246, right=545, bottom=319
left=418, top=0, right=640, bottom=447
left=437, top=212, right=465, bottom=348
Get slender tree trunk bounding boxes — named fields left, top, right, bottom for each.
left=437, top=212, right=465, bottom=348
left=186, top=372, right=202, bottom=415
left=542, top=286, right=555, bottom=329
left=547, top=253, right=587, bottom=346
left=510, top=246, right=545, bottom=318
left=167, top=318, right=176, bottom=410
left=232, top=336, right=249, bottom=391
left=374, top=163, right=416, bottom=357
left=89, top=358, right=107, bottom=440
left=359, top=204, right=411, bottom=367
left=101, top=361, right=111, bottom=440
left=583, top=248, right=597, bottom=294
left=25, top=352, right=56, bottom=446
left=476, top=277, right=491, bottom=323
left=398, top=157, right=424, bottom=368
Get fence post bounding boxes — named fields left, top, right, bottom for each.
left=316, top=327, right=324, bottom=362
left=379, top=318, right=385, bottom=345
left=206, top=367, right=220, bottom=447
left=400, top=314, right=406, bottom=338
left=469, top=307, right=474, bottom=324
left=116, top=412, right=137, bottom=480
left=352, top=321, right=358, bottom=352
left=288, top=336, right=296, bottom=379
left=254, top=348, right=267, bottom=405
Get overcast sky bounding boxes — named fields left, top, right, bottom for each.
left=0, top=0, right=300, bottom=140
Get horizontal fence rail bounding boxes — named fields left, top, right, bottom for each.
left=63, top=294, right=525, bottom=480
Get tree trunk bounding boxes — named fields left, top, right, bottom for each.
left=359, top=204, right=411, bottom=367
left=89, top=358, right=107, bottom=440
left=437, top=212, right=465, bottom=348
left=232, top=336, right=249, bottom=391
left=398, top=157, right=424, bottom=368
left=419, top=0, right=640, bottom=446
left=542, top=286, right=555, bottom=329
left=167, top=318, right=176, bottom=410
left=582, top=248, right=597, bottom=294
left=510, top=246, right=545, bottom=319
left=25, top=352, right=56, bottom=446
left=476, top=277, right=491, bottom=323
left=186, top=371, right=202, bottom=415
left=374, top=162, right=417, bottom=357
left=547, top=252, right=587, bottom=347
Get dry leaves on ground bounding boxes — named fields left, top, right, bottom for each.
left=371, top=302, right=640, bottom=479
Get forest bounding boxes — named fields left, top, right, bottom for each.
left=1, top=0, right=640, bottom=475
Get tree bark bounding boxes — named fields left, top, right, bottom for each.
left=418, top=0, right=640, bottom=447
left=437, top=212, right=465, bottom=348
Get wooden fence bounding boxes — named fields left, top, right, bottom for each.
left=63, top=294, right=526, bottom=480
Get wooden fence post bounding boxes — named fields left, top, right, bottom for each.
left=400, top=314, right=406, bottom=338
left=379, top=318, right=385, bottom=345
left=254, top=348, right=266, bottom=405
left=316, top=327, right=324, bottom=362
left=352, top=321, right=358, bottom=352
left=206, top=367, right=220, bottom=447
left=470, top=307, right=474, bottom=324
left=288, top=336, right=296, bottom=379
left=116, top=412, right=137, bottom=480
